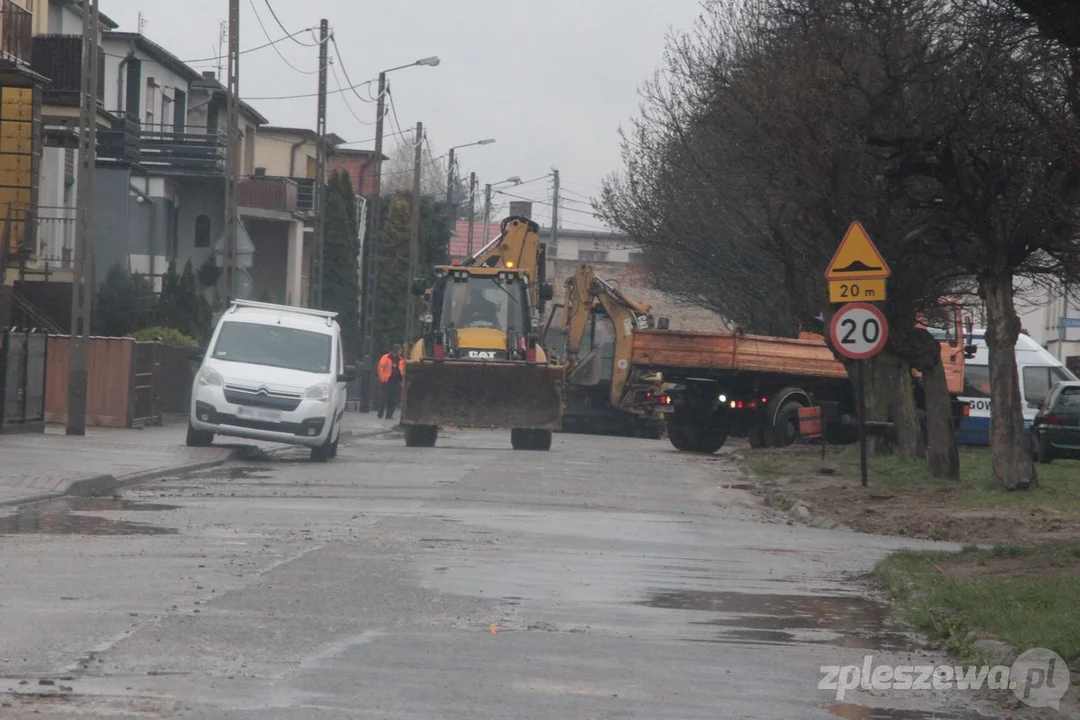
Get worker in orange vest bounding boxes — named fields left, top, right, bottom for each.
left=376, top=344, right=405, bottom=420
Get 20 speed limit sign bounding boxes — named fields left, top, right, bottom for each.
left=828, top=302, right=888, bottom=360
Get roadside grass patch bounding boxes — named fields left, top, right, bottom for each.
left=873, top=544, right=1080, bottom=665
left=834, top=446, right=1080, bottom=513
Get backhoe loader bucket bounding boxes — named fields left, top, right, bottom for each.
left=401, top=360, right=564, bottom=430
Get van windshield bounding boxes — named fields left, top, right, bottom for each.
left=211, top=321, right=333, bottom=374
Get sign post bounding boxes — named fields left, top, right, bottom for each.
left=826, top=222, right=891, bottom=488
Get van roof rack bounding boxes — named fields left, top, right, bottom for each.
left=229, top=299, right=339, bottom=325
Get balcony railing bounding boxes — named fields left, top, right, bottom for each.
left=238, top=175, right=298, bottom=213
left=0, top=0, right=31, bottom=66
left=97, top=119, right=226, bottom=175
left=34, top=206, right=75, bottom=267
left=31, top=35, right=106, bottom=107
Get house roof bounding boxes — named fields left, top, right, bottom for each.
left=330, top=146, right=386, bottom=160
left=259, top=125, right=319, bottom=142
left=103, top=31, right=204, bottom=83
left=188, top=71, right=270, bottom=126
left=449, top=219, right=503, bottom=259
left=67, top=1, right=120, bottom=29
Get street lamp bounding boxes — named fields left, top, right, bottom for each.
left=445, top=138, right=496, bottom=236
left=358, top=56, right=441, bottom=413
left=481, top=176, right=521, bottom=250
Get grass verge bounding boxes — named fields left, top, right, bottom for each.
left=873, top=543, right=1080, bottom=665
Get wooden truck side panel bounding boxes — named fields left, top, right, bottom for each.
left=630, top=330, right=848, bottom=379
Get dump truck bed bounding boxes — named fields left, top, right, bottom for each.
left=630, top=329, right=849, bottom=379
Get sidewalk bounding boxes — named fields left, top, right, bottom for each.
left=0, top=410, right=393, bottom=509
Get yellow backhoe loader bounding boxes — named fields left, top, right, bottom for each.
left=549, top=264, right=667, bottom=438
left=400, top=216, right=565, bottom=450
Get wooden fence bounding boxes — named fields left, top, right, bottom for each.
left=44, top=336, right=193, bottom=428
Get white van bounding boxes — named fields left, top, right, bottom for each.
left=187, top=300, right=355, bottom=461
left=950, top=329, right=1077, bottom=446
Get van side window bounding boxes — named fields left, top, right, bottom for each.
left=1023, top=367, right=1055, bottom=406
left=963, top=364, right=990, bottom=398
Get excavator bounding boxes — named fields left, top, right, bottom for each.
left=550, top=264, right=667, bottom=438
left=400, top=215, right=565, bottom=450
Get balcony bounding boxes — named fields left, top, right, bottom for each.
left=31, top=35, right=106, bottom=108
left=0, top=0, right=31, bottom=67
left=97, top=120, right=226, bottom=175
left=33, top=206, right=76, bottom=268
left=238, top=175, right=298, bottom=214
left=293, top=177, right=316, bottom=214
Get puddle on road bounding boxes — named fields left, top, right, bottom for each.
left=0, top=497, right=178, bottom=536
left=828, top=703, right=968, bottom=719
left=640, top=589, right=918, bottom=651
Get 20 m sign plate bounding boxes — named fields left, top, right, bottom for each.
left=829, top=303, right=888, bottom=360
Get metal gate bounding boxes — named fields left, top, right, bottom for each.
left=0, top=328, right=47, bottom=432
left=130, top=340, right=159, bottom=426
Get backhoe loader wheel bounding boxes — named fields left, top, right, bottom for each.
left=404, top=424, right=438, bottom=448
left=511, top=428, right=552, bottom=451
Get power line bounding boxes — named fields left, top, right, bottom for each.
left=262, top=0, right=312, bottom=47
left=329, top=57, right=374, bottom=125
left=560, top=186, right=595, bottom=202
left=178, top=25, right=322, bottom=64
left=248, top=0, right=317, bottom=75
left=246, top=74, right=375, bottom=101
left=328, top=34, right=379, bottom=105
left=495, top=190, right=601, bottom=218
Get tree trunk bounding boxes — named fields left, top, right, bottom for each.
left=923, top=360, right=959, bottom=479
left=862, top=353, right=895, bottom=456
left=890, top=357, right=925, bottom=461
left=887, top=325, right=959, bottom=479
left=982, top=272, right=1037, bottom=490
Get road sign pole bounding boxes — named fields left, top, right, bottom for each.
left=858, top=360, right=868, bottom=488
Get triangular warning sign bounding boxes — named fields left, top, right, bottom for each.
left=825, top=221, right=890, bottom=280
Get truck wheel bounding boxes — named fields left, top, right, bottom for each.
left=748, top=426, right=769, bottom=449
left=186, top=423, right=213, bottom=447
left=694, top=430, right=727, bottom=454
left=667, top=422, right=694, bottom=451
left=511, top=429, right=550, bottom=450
left=405, top=425, right=437, bottom=447
left=772, top=401, right=804, bottom=447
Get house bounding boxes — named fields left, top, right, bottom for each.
left=2, top=0, right=112, bottom=330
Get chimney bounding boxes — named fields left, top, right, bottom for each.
left=254, top=167, right=266, bottom=178
left=509, top=201, right=532, bottom=218
left=202, top=71, right=216, bottom=80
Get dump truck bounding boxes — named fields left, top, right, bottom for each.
left=546, top=264, right=666, bottom=437
left=399, top=216, right=565, bottom=450
left=636, top=305, right=971, bottom=453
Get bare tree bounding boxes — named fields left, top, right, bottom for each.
left=380, top=137, right=446, bottom=197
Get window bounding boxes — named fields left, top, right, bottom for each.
left=145, top=78, right=156, bottom=127
left=438, top=275, right=527, bottom=333
left=212, top=322, right=333, bottom=374
left=1057, top=385, right=1080, bottom=409
left=962, top=364, right=990, bottom=398
left=194, top=214, right=211, bottom=248
left=1023, top=366, right=1071, bottom=406
left=579, top=250, right=608, bottom=262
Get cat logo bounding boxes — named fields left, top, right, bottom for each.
left=466, top=350, right=496, bottom=359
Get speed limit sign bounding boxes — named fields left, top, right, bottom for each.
left=829, top=303, right=888, bottom=360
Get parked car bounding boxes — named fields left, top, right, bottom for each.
left=1030, top=380, right=1080, bottom=464
left=187, top=300, right=355, bottom=462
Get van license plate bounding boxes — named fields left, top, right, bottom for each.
left=237, top=407, right=282, bottom=422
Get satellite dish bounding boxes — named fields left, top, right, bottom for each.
left=235, top=269, right=253, bottom=300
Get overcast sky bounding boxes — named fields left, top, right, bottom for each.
left=98, top=0, right=702, bottom=231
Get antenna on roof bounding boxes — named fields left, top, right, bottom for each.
left=137, top=11, right=147, bottom=34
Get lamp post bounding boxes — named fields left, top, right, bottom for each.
left=444, top=139, right=495, bottom=235
left=358, top=55, right=440, bottom=413
left=480, top=176, right=521, bottom=252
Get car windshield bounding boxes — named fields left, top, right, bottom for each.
left=1058, top=386, right=1080, bottom=409
left=211, top=321, right=333, bottom=374
left=439, top=275, right=527, bottom=332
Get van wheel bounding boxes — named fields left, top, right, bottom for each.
left=186, top=423, right=213, bottom=447
left=311, top=426, right=337, bottom=462
left=405, top=424, right=437, bottom=447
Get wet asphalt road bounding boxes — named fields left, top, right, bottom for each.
left=0, top=427, right=996, bottom=718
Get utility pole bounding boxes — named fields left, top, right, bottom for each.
left=482, top=183, right=492, bottom=249
left=313, top=18, right=329, bottom=308
left=359, top=71, right=387, bottom=412
left=222, top=0, right=240, bottom=303
left=444, top=147, right=455, bottom=236
left=66, top=0, right=99, bottom=436
left=404, top=122, right=423, bottom=346
left=550, top=168, right=560, bottom=250
left=467, top=172, right=476, bottom=256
